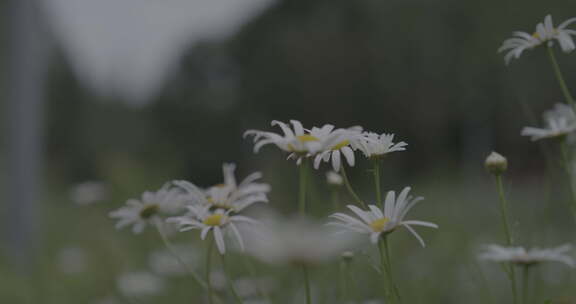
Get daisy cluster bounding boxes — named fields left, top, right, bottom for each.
left=244, top=120, right=407, bottom=171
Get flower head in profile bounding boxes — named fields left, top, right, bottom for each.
left=243, top=217, right=358, bottom=266
left=244, top=120, right=356, bottom=165
left=479, top=244, right=574, bottom=267
left=521, top=103, right=576, bottom=141
left=167, top=205, right=259, bottom=254
left=174, top=163, right=270, bottom=213
left=328, top=187, right=438, bottom=246
left=355, top=132, right=407, bottom=159
left=311, top=125, right=363, bottom=172
left=109, top=185, right=187, bottom=234
left=499, top=15, right=576, bottom=64
left=244, top=120, right=323, bottom=157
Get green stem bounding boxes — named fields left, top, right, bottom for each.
left=378, top=239, right=393, bottom=304
left=206, top=239, right=215, bottom=304
left=383, top=237, right=402, bottom=303
left=220, top=253, right=244, bottom=304
left=559, top=140, right=576, bottom=221
left=373, top=158, right=382, bottom=204
left=299, top=158, right=309, bottom=215
left=495, top=176, right=514, bottom=246
left=340, top=165, right=368, bottom=209
left=302, top=264, right=312, bottom=304
left=522, top=266, right=531, bottom=304
left=547, top=46, right=575, bottom=108
left=155, top=221, right=207, bottom=289
left=493, top=177, right=518, bottom=304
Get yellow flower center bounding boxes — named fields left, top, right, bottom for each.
left=139, top=204, right=159, bottom=219
left=370, top=217, right=390, bottom=232
left=214, top=183, right=227, bottom=188
left=203, top=214, right=227, bottom=226
left=332, top=140, right=350, bottom=150
left=532, top=32, right=540, bottom=39
left=297, top=134, right=319, bottom=142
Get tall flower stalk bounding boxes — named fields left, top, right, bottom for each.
left=485, top=152, right=518, bottom=304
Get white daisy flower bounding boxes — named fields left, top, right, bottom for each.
left=167, top=205, right=259, bottom=254
left=328, top=187, right=438, bottom=247
left=109, top=185, right=188, bottom=234
left=116, top=271, right=165, bottom=298
left=312, top=125, right=363, bottom=172
left=499, top=15, right=576, bottom=64
left=355, top=132, right=407, bottom=159
left=244, top=120, right=323, bottom=155
left=244, top=120, right=353, bottom=165
left=173, top=163, right=270, bottom=213
left=479, top=244, right=574, bottom=267
left=521, top=103, right=576, bottom=141
left=243, top=217, right=358, bottom=266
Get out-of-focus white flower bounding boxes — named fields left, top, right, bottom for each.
left=484, top=152, right=508, bottom=175
left=328, top=187, right=438, bottom=247
left=244, top=120, right=353, bottom=165
left=499, top=15, right=576, bottom=64
left=479, top=244, right=574, bottom=267
left=244, top=217, right=358, bottom=266
left=355, top=132, right=407, bottom=159
left=326, top=171, right=343, bottom=186
left=312, top=125, right=363, bottom=172
left=69, top=181, right=109, bottom=205
left=116, top=271, right=165, bottom=298
left=109, top=185, right=188, bottom=234
left=148, top=244, right=199, bottom=276
left=173, top=163, right=270, bottom=213
left=57, top=246, right=87, bottom=274
left=168, top=205, right=259, bottom=254
left=521, top=103, right=576, bottom=141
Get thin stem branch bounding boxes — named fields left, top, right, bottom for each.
left=155, top=221, right=207, bottom=289
left=340, top=165, right=368, bottom=209
left=547, top=46, right=575, bottom=107
left=220, top=253, right=244, bottom=304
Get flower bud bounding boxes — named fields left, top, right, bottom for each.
left=326, top=171, right=343, bottom=186
left=341, top=251, right=354, bottom=262
left=485, top=152, right=508, bottom=175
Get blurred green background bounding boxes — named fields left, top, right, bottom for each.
left=2, top=0, right=576, bottom=303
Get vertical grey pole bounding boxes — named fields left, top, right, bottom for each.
left=4, top=0, right=48, bottom=269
